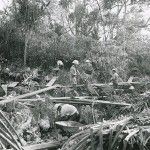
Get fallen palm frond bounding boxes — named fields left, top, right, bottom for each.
left=0, top=110, right=23, bottom=146
left=61, top=116, right=150, bottom=150
left=0, top=133, right=20, bottom=150
left=61, top=117, right=131, bottom=150
left=123, top=129, right=139, bottom=150
left=0, top=110, right=24, bottom=150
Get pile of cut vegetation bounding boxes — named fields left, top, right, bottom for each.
left=61, top=112, right=150, bottom=150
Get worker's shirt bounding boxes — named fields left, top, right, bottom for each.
left=60, top=104, right=78, bottom=117
left=70, top=65, right=78, bottom=84
left=84, top=64, right=93, bottom=75
left=111, top=73, right=119, bottom=84
left=54, top=104, right=78, bottom=118
left=53, top=66, right=64, bottom=77
left=70, top=65, right=77, bottom=76
left=32, top=69, right=39, bottom=78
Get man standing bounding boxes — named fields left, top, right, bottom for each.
left=57, top=60, right=64, bottom=70
left=23, top=67, right=32, bottom=80
left=110, top=69, right=120, bottom=89
left=83, top=60, right=93, bottom=83
left=70, top=60, right=79, bottom=86
left=1, top=68, right=10, bottom=83
left=53, top=60, right=64, bottom=76
left=69, top=60, right=80, bottom=97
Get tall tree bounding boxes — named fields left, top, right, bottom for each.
left=13, top=0, right=50, bottom=66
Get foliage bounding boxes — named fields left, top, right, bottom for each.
left=14, top=0, right=43, bottom=30
left=61, top=113, right=150, bottom=150
left=59, top=0, right=73, bottom=9
left=0, top=0, right=150, bottom=80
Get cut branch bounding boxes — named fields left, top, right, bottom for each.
left=0, top=85, right=57, bottom=105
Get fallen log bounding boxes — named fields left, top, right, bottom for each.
left=57, top=82, right=131, bottom=88
left=16, top=96, right=131, bottom=106
left=50, top=98, right=131, bottom=106
left=0, top=85, right=57, bottom=105
left=7, top=140, right=64, bottom=150
left=14, top=96, right=103, bottom=102
left=23, top=140, right=63, bottom=150
left=92, top=82, right=143, bottom=87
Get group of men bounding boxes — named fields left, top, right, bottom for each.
left=54, top=59, right=94, bottom=122
left=56, top=59, right=120, bottom=89
left=0, top=60, right=121, bottom=123
left=54, top=60, right=121, bottom=122
left=56, top=59, right=94, bottom=85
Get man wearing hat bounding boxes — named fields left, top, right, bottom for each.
left=83, top=60, right=93, bottom=83
left=57, top=60, right=64, bottom=69
left=53, top=60, right=64, bottom=77
left=70, top=60, right=79, bottom=86
left=110, top=69, right=120, bottom=89
left=53, top=103, right=80, bottom=121
left=69, top=60, right=80, bottom=97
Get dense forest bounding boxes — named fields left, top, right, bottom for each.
left=0, top=0, right=150, bottom=81
left=0, top=1, right=150, bottom=150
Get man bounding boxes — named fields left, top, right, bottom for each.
left=110, top=69, right=120, bottom=89
left=70, top=60, right=79, bottom=86
left=69, top=60, right=80, bottom=97
left=1, top=68, right=10, bottom=83
left=127, top=68, right=140, bottom=83
left=53, top=103, right=80, bottom=122
left=32, top=68, right=41, bottom=83
left=22, top=67, right=32, bottom=85
left=53, top=60, right=64, bottom=76
left=23, top=67, right=32, bottom=80
left=57, top=60, right=64, bottom=69
left=83, top=60, right=93, bottom=83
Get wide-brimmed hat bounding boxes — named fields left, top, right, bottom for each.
left=57, top=60, right=64, bottom=66
left=72, top=60, right=79, bottom=65
left=85, top=60, right=91, bottom=63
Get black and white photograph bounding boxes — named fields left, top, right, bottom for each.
left=0, top=0, right=150, bottom=149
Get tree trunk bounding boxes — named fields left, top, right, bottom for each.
left=24, top=34, right=28, bottom=67
left=24, top=30, right=32, bottom=67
